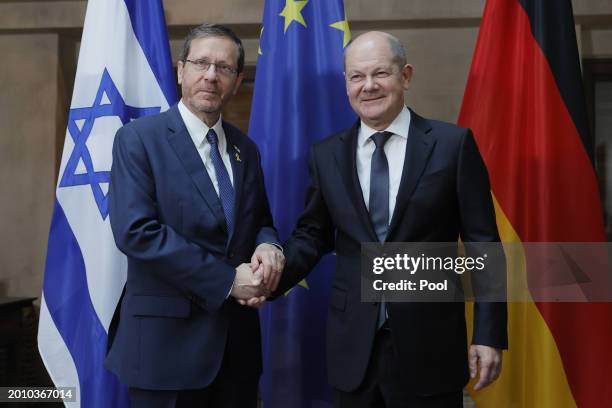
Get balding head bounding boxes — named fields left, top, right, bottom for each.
left=344, top=31, right=407, bottom=70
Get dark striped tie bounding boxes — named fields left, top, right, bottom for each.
left=369, top=131, right=392, bottom=329
left=369, top=131, right=392, bottom=242
left=206, top=129, right=235, bottom=233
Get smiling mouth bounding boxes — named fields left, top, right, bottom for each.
left=361, top=96, right=384, bottom=102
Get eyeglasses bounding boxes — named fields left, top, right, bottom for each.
left=184, top=59, right=238, bottom=76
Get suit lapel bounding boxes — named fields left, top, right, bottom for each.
left=332, top=121, right=379, bottom=242
left=223, top=122, right=245, bottom=244
left=165, top=105, right=228, bottom=233
left=387, top=110, right=435, bottom=238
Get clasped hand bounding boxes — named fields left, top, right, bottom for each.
left=230, top=243, right=285, bottom=308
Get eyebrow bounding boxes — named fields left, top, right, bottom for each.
left=192, top=57, right=232, bottom=64
left=347, top=65, right=393, bottom=74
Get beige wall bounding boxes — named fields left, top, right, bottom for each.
left=0, top=34, right=59, bottom=298
left=583, top=28, right=612, bottom=57
left=0, top=0, right=611, bottom=300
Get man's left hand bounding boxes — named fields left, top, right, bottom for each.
left=251, top=243, right=285, bottom=292
left=469, top=344, right=502, bottom=391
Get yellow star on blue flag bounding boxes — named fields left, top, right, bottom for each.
left=330, top=12, right=351, bottom=48
left=279, top=0, right=309, bottom=32
left=250, top=0, right=356, bottom=405
left=284, top=278, right=310, bottom=296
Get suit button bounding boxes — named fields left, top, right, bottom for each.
left=228, top=252, right=235, bottom=259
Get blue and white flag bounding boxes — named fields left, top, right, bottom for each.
left=37, top=1, right=177, bottom=406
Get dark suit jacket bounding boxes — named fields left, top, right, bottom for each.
left=105, top=104, right=279, bottom=390
left=277, top=109, right=507, bottom=395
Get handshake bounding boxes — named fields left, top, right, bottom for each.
left=230, top=243, right=285, bottom=308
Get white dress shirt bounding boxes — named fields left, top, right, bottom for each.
left=178, top=101, right=238, bottom=298
left=178, top=100, right=234, bottom=193
left=356, top=106, right=411, bottom=221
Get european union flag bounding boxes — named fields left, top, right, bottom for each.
left=249, top=1, right=355, bottom=406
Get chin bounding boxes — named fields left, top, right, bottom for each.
left=359, top=108, right=385, bottom=122
left=201, top=106, right=221, bottom=114
left=194, top=101, right=221, bottom=114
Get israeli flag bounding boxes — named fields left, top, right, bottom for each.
left=37, top=1, right=177, bottom=406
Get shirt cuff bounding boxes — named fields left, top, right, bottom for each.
left=263, top=242, right=283, bottom=252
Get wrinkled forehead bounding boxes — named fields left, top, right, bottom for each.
left=345, top=41, right=395, bottom=72
left=187, top=36, right=239, bottom=63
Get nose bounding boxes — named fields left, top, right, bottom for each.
left=203, top=64, right=218, bottom=81
left=363, top=75, right=378, bottom=92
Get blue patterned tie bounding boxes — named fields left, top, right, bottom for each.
left=369, top=131, right=392, bottom=329
left=206, top=129, right=235, bottom=233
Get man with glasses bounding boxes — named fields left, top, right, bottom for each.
left=105, top=23, right=283, bottom=408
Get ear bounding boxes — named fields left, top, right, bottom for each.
left=232, top=72, right=244, bottom=96
left=177, top=60, right=184, bottom=85
left=402, top=64, right=413, bottom=90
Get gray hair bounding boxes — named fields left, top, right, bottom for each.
left=387, top=35, right=407, bottom=67
left=344, top=32, right=407, bottom=69
left=180, top=23, right=245, bottom=74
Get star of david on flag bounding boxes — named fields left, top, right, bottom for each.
left=38, top=1, right=177, bottom=406
left=60, top=69, right=161, bottom=219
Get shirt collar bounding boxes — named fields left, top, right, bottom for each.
left=178, top=100, right=225, bottom=148
left=359, top=106, right=411, bottom=147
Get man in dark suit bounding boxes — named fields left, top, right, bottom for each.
left=273, top=31, right=508, bottom=407
left=105, top=24, right=284, bottom=408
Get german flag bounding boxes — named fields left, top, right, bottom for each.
left=459, top=0, right=612, bottom=406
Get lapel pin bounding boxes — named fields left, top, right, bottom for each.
left=233, top=145, right=242, bottom=162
